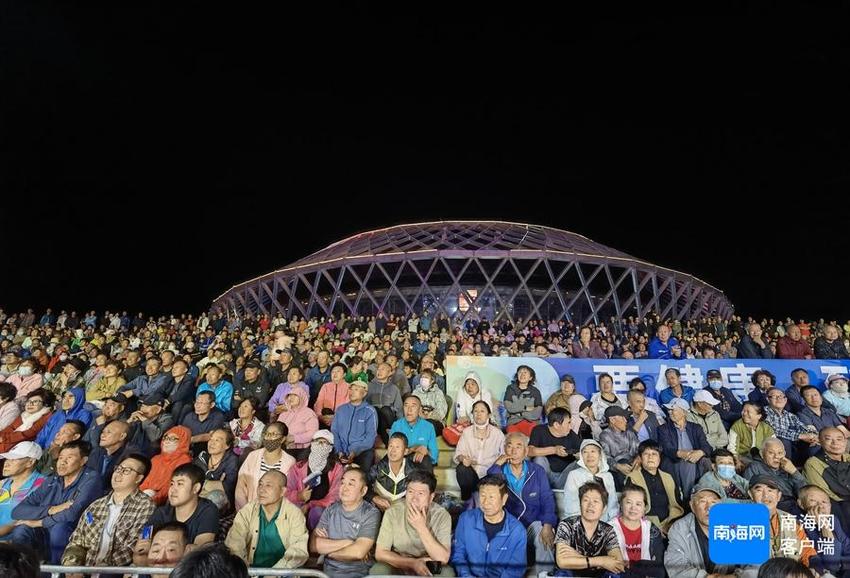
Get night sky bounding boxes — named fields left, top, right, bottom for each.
left=2, top=4, right=848, bottom=320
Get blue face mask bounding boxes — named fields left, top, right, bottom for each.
left=708, top=380, right=722, bottom=390
left=717, top=464, right=736, bottom=480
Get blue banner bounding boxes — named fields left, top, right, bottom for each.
left=445, top=356, right=850, bottom=405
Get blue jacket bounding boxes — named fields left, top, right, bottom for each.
left=36, top=387, right=92, bottom=448
left=451, top=508, right=527, bottom=578
left=331, top=402, right=378, bottom=456
left=658, top=421, right=712, bottom=463
left=627, top=409, right=662, bottom=442
left=12, top=467, right=102, bottom=529
left=121, top=372, right=173, bottom=398
left=658, top=385, right=695, bottom=408
left=648, top=336, right=682, bottom=359
left=487, top=460, right=557, bottom=528
left=305, top=365, right=332, bottom=403
left=389, top=417, right=438, bottom=461
left=197, top=379, right=234, bottom=412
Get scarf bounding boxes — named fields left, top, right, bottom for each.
left=305, top=442, right=335, bottom=500
left=15, top=407, right=50, bottom=432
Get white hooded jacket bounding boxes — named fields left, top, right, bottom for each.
left=563, top=439, right=619, bottom=522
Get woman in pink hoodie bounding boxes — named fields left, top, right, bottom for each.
left=279, top=386, right=318, bottom=462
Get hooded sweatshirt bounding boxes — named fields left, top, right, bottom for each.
left=267, top=380, right=309, bottom=414
left=139, top=425, right=193, bottom=505
left=455, top=372, right=495, bottom=423
left=278, top=387, right=319, bottom=448
left=563, top=439, right=619, bottom=521
left=35, top=387, right=92, bottom=449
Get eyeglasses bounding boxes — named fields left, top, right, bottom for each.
left=114, top=466, right=142, bottom=476
left=26, top=399, right=44, bottom=405
left=162, top=435, right=181, bottom=442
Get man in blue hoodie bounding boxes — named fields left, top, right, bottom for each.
left=5, top=439, right=102, bottom=563
left=451, top=474, right=527, bottom=577
left=487, top=431, right=557, bottom=573
left=332, top=380, right=378, bottom=471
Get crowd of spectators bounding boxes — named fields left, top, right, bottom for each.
left=0, top=307, right=848, bottom=577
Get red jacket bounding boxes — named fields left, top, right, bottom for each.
left=0, top=411, right=53, bottom=453
left=776, top=336, right=814, bottom=359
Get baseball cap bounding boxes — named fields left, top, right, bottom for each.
left=690, top=482, right=723, bottom=498
left=748, top=474, right=781, bottom=491
left=664, top=398, right=691, bottom=412
left=559, top=373, right=575, bottom=384
left=0, top=441, right=43, bottom=461
left=604, top=406, right=629, bottom=420
left=312, top=430, right=334, bottom=444
left=706, top=369, right=722, bottom=380
left=693, top=389, right=720, bottom=406
left=140, top=391, right=167, bottom=406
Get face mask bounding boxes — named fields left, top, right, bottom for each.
left=162, top=441, right=178, bottom=453
left=18, top=367, right=33, bottom=377
left=419, top=378, right=432, bottom=390
left=708, top=380, right=722, bottom=390
left=717, top=464, right=736, bottom=480
left=832, top=382, right=849, bottom=395
left=474, top=422, right=489, bottom=430
left=59, top=354, right=69, bottom=362
left=263, top=439, right=283, bottom=452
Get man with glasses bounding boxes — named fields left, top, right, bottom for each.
left=61, top=453, right=155, bottom=573
left=763, top=387, right=819, bottom=464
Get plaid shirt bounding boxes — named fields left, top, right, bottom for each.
left=62, top=490, right=155, bottom=567
left=764, top=407, right=811, bottom=441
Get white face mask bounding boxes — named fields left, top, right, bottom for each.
left=162, top=441, right=179, bottom=453
left=832, top=382, right=849, bottom=395
left=59, top=354, right=69, bottom=362
left=18, top=367, right=33, bottom=377
left=419, top=378, right=432, bottom=391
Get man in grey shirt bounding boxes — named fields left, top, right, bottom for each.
left=368, top=363, right=403, bottom=445
left=599, top=405, right=639, bottom=488
left=311, top=467, right=381, bottom=577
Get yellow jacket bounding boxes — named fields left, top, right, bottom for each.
left=224, top=499, right=308, bottom=569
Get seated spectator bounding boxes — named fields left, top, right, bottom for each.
left=61, top=453, right=155, bottom=569
left=370, top=432, right=427, bottom=510
left=823, top=373, right=850, bottom=418
left=85, top=360, right=126, bottom=404
left=777, top=324, right=814, bottom=360
left=564, top=441, right=618, bottom=522
left=798, top=385, right=849, bottom=436
left=626, top=440, right=684, bottom=533
left=600, top=405, right=639, bottom=488
left=687, top=389, right=729, bottom=450
left=196, top=364, right=234, bottom=413
left=278, top=386, right=318, bottom=462
left=6, top=440, right=102, bottom=563
left=228, top=397, right=264, bottom=458
left=696, top=448, right=750, bottom=502
left=139, top=522, right=189, bottom=578
left=658, top=398, right=712, bottom=498
left=82, top=352, right=108, bottom=388
left=802, top=426, right=850, bottom=530
left=611, top=485, right=665, bottom=578
left=172, top=541, right=249, bottom=578
left=166, top=358, right=196, bottom=423
left=310, top=466, right=381, bottom=578
left=331, top=380, right=378, bottom=471
left=664, top=484, right=735, bottom=577
left=701, top=369, right=742, bottom=429
left=728, top=401, right=775, bottom=468
left=554, top=480, right=625, bottom=578
left=372, top=469, right=452, bottom=576
left=648, top=324, right=682, bottom=360
left=145, top=464, right=219, bottom=548
left=590, top=372, right=626, bottom=424
left=367, top=362, right=403, bottom=446
left=796, top=485, right=850, bottom=578
left=528, top=406, right=580, bottom=488
left=118, top=357, right=172, bottom=402
left=657, top=368, right=695, bottom=409
left=786, top=368, right=835, bottom=414
left=409, top=368, right=447, bottom=436
left=140, top=426, right=193, bottom=505
left=235, top=422, right=295, bottom=509
left=225, top=470, right=308, bottom=569
left=313, top=362, right=350, bottom=428
left=0, top=442, right=45, bottom=530
left=87, top=419, right=134, bottom=482
left=763, top=387, right=819, bottom=463
left=182, top=391, right=226, bottom=455
left=267, top=366, right=309, bottom=421
left=286, top=430, right=342, bottom=529
left=626, top=377, right=664, bottom=423
left=389, top=395, right=437, bottom=469
left=305, top=350, right=333, bottom=406
left=6, top=358, right=43, bottom=404
left=36, top=420, right=85, bottom=476
left=127, top=391, right=174, bottom=455
left=545, top=374, right=579, bottom=416
left=444, top=371, right=494, bottom=446
left=193, top=428, right=239, bottom=510
left=744, top=437, right=807, bottom=511
left=626, top=389, right=662, bottom=443
left=83, top=394, right=127, bottom=447
left=231, top=360, right=271, bottom=409
left=42, top=358, right=86, bottom=397
left=503, top=364, right=543, bottom=436
left=573, top=325, right=606, bottom=359
left=748, top=369, right=776, bottom=407
left=0, top=389, right=53, bottom=453
left=815, top=324, right=850, bottom=359
left=575, top=398, right=602, bottom=440
left=738, top=322, right=774, bottom=359
left=486, top=431, right=556, bottom=571
left=749, top=474, right=815, bottom=565
left=35, top=387, right=92, bottom=448
left=451, top=475, right=527, bottom=578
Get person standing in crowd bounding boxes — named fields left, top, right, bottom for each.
left=331, top=380, right=378, bottom=471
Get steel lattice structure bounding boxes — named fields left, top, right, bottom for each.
left=212, top=221, right=733, bottom=324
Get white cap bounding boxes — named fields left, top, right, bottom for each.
left=0, top=441, right=43, bottom=461
left=693, top=389, right=720, bottom=406
left=312, top=430, right=334, bottom=444
left=664, top=398, right=691, bottom=412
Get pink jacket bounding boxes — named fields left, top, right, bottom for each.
left=278, top=387, right=318, bottom=448
left=285, top=460, right=343, bottom=509
left=8, top=374, right=44, bottom=400
left=235, top=448, right=295, bottom=510
left=313, top=380, right=350, bottom=418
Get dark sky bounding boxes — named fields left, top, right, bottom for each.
left=2, top=4, right=849, bottom=320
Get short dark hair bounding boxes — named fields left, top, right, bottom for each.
left=211, top=427, right=235, bottom=448
left=330, top=362, right=347, bottom=373
left=478, top=474, right=507, bottom=497
left=628, top=377, right=646, bottom=390
left=800, top=385, right=820, bottom=398
left=757, top=557, right=814, bottom=578
left=170, top=542, right=248, bottom=578
left=172, top=464, right=205, bottom=488
left=27, top=388, right=54, bottom=407
left=619, top=484, right=648, bottom=507
left=64, top=419, right=87, bottom=437
left=152, top=521, right=189, bottom=545
left=547, top=406, right=570, bottom=426
left=0, top=543, right=39, bottom=578
left=711, top=448, right=735, bottom=463
left=578, top=480, right=608, bottom=506
left=638, top=440, right=662, bottom=457
left=197, top=391, right=216, bottom=404
left=343, top=465, right=368, bottom=486
left=406, top=470, right=437, bottom=494
left=122, top=452, right=153, bottom=479
left=60, top=439, right=91, bottom=458
left=389, top=431, right=409, bottom=448
left=267, top=421, right=288, bottom=437
left=0, top=382, right=17, bottom=403
left=791, top=367, right=808, bottom=377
